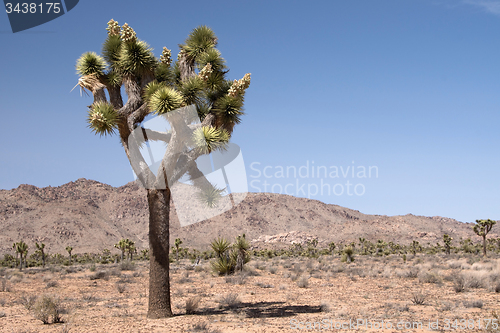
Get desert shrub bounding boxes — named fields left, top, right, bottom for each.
left=320, top=301, right=330, bottom=312
left=120, top=261, right=135, bottom=271
left=216, top=293, right=240, bottom=309
left=297, top=276, right=309, bottom=288
left=0, top=278, right=9, bottom=292
left=255, top=282, right=274, bottom=288
left=463, top=299, right=483, bottom=308
left=462, top=271, right=484, bottom=289
left=411, top=293, right=426, bottom=305
left=89, top=271, right=107, bottom=280
left=32, top=294, right=63, bottom=324
left=225, top=274, right=246, bottom=285
left=439, top=301, right=453, bottom=312
left=178, top=271, right=191, bottom=284
left=268, top=266, right=277, bottom=274
left=453, top=275, right=466, bottom=293
left=116, top=283, right=126, bottom=294
left=45, top=281, right=58, bottom=289
left=185, top=296, right=201, bottom=314
left=418, top=271, right=442, bottom=284
left=20, top=294, right=37, bottom=310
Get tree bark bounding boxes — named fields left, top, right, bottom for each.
left=147, top=188, right=173, bottom=318
left=483, top=235, right=487, bottom=257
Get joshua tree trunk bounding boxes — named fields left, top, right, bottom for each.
left=482, top=235, right=487, bottom=257
left=147, top=188, right=172, bottom=319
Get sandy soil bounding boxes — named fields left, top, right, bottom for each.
left=0, top=253, right=499, bottom=332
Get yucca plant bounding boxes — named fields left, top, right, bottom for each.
left=473, top=219, right=497, bottom=257
left=74, top=20, right=250, bottom=319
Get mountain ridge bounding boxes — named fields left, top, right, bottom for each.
left=0, top=178, right=490, bottom=255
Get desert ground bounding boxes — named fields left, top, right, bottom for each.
left=0, top=253, right=499, bottom=333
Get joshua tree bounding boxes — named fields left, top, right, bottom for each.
left=35, top=242, right=46, bottom=267
left=341, top=246, right=354, bottom=263
left=443, top=234, right=452, bottom=255
left=12, top=242, right=18, bottom=267
left=15, top=241, right=28, bottom=270
left=234, top=234, right=249, bottom=272
left=115, top=239, right=127, bottom=262
left=473, top=219, right=497, bottom=256
left=65, top=246, right=73, bottom=264
left=328, top=242, right=336, bottom=255
left=126, top=239, right=136, bottom=260
left=74, top=20, right=250, bottom=318
left=174, top=238, right=183, bottom=261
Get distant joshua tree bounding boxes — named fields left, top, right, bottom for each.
left=174, top=238, right=183, bottom=261
left=65, top=246, right=73, bottom=264
left=473, top=219, right=497, bottom=256
left=115, top=239, right=127, bottom=262
left=35, top=242, right=46, bottom=267
left=15, top=241, right=28, bottom=270
left=443, top=234, right=452, bottom=255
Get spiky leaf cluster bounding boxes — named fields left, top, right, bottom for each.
left=148, top=86, right=183, bottom=115
left=178, top=76, right=204, bottom=105
left=192, top=126, right=229, bottom=154
left=181, top=25, right=218, bottom=61
left=87, top=101, right=118, bottom=136
left=76, top=52, right=106, bottom=77
left=213, top=95, right=244, bottom=132
left=102, top=34, right=122, bottom=68
left=196, top=184, right=225, bottom=208
left=119, top=40, right=156, bottom=76
left=106, top=19, right=120, bottom=36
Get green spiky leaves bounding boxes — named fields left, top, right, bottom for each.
left=147, top=85, right=183, bottom=115
left=87, top=101, right=118, bottom=136
left=213, top=95, right=244, bottom=130
left=119, top=40, right=157, bottom=77
left=76, top=52, right=106, bottom=77
left=102, top=34, right=122, bottom=69
left=192, top=126, right=229, bottom=154
left=197, top=184, right=226, bottom=208
left=181, top=25, right=218, bottom=62
left=178, top=76, right=204, bottom=105
left=196, top=48, right=226, bottom=72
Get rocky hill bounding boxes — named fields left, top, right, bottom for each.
left=0, top=178, right=490, bottom=255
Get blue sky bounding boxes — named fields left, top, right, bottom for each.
left=1, top=0, right=499, bottom=223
